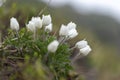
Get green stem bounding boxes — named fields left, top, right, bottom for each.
left=69, top=46, right=76, bottom=51
left=33, top=31, right=36, bottom=41
left=44, top=52, right=49, bottom=65
left=16, top=31, right=19, bottom=38
left=7, top=56, right=24, bottom=60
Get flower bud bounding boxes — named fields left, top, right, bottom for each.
left=67, top=22, right=76, bottom=30
left=80, top=45, right=92, bottom=56
left=59, top=24, right=69, bottom=37
left=45, top=23, right=52, bottom=32
left=10, top=17, right=19, bottom=31
left=31, top=17, right=42, bottom=29
left=26, top=21, right=36, bottom=32
left=68, top=29, right=78, bottom=39
left=42, top=14, right=52, bottom=26
left=75, top=40, right=88, bottom=49
left=47, top=40, right=59, bottom=53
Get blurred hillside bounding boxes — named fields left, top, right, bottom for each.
left=48, top=4, right=120, bottom=47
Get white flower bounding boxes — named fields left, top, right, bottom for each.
left=67, top=22, right=78, bottom=38
left=68, top=29, right=78, bottom=39
left=10, top=17, right=19, bottom=31
left=47, top=40, right=59, bottom=53
left=59, top=24, right=69, bottom=36
left=67, top=22, right=76, bottom=30
left=45, top=23, right=52, bottom=32
left=26, top=17, right=42, bottom=32
left=75, top=40, right=88, bottom=49
left=42, top=14, right=52, bottom=26
left=80, top=45, right=92, bottom=56
left=59, top=22, right=78, bottom=39
left=31, top=17, right=42, bottom=29
left=26, top=21, right=36, bottom=32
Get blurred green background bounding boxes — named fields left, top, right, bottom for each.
left=0, top=0, right=120, bottom=80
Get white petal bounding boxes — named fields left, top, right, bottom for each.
left=26, top=21, right=36, bottom=32
left=42, top=14, right=52, bottom=26
left=75, top=40, right=88, bottom=49
left=68, top=29, right=78, bottom=39
left=45, top=23, right=52, bottom=32
left=47, top=40, right=59, bottom=53
left=59, top=24, right=69, bottom=36
left=31, top=17, right=42, bottom=29
left=10, top=17, right=19, bottom=31
left=67, top=22, right=76, bottom=30
left=80, top=45, right=92, bottom=56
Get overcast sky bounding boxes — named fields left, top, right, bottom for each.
left=41, top=0, right=120, bottom=22
left=0, top=0, right=6, bottom=7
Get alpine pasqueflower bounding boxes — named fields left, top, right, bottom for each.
left=42, top=14, right=52, bottom=26
left=75, top=40, right=88, bottom=49
left=80, top=45, right=92, bottom=56
left=31, top=17, right=42, bottom=29
left=45, top=23, right=52, bottom=32
left=10, top=17, right=19, bottom=31
left=47, top=40, right=59, bottom=53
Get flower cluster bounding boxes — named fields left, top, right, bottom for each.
left=7, top=14, right=93, bottom=79
left=59, top=22, right=78, bottom=39
left=26, top=15, right=52, bottom=33
left=10, top=14, right=92, bottom=56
